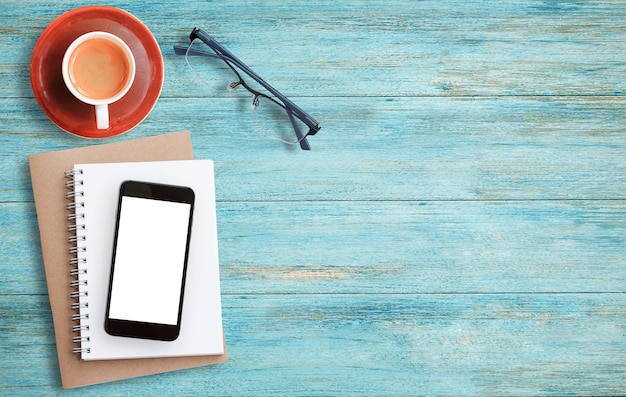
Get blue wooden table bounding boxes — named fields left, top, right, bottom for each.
left=1, top=0, right=625, bottom=395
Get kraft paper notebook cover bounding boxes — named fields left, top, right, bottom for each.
left=28, top=132, right=228, bottom=388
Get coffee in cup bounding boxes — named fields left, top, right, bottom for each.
left=62, top=31, right=136, bottom=130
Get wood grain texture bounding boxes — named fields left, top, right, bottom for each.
left=3, top=199, right=626, bottom=295
left=2, top=96, right=626, bottom=202
left=3, top=294, right=626, bottom=396
left=2, top=1, right=625, bottom=98
left=1, top=0, right=625, bottom=395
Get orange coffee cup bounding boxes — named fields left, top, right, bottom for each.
left=62, top=31, right=136, bottom=130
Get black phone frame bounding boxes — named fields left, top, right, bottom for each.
left=104, top=180, right=195, bottom=342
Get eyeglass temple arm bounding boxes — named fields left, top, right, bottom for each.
left=173, top=45, right=220, bottom=59
left=287, top=111, right=311, bottom=150
left=189, top=28, right=320, bottom=136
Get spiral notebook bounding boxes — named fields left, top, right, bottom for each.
left=28, top=132, right=228, bottom=388
left=66, top=159, right=224, bottom=360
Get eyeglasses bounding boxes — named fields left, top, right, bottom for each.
left=173, top=28, right=321, bottom=150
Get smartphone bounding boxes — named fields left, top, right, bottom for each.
left=105, top=180, right=195, bottom=341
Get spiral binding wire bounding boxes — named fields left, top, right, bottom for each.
left=65, top=169, right=91, bottom=355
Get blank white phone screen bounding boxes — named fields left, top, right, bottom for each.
left=108, top=196, right=191, bottom=325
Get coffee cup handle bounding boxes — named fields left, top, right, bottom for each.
left=95, top=104, right=109, bottom=129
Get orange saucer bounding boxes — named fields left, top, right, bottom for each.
left=30, top=6, right=164, bottom=138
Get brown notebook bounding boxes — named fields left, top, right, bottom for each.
left=28, top=131, right=227, bottom=388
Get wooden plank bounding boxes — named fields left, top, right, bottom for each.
left=1, top=0, right=625, bottom=98
left=4, top=199, right=625, bottom=295
left=216, top=199, right=626, bottom=295
left=2, top=293, right=625, bottom=395
left=2, top=96, right=626, bottom=203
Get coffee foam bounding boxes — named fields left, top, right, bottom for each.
left=68, top=37, right=132, bottom=100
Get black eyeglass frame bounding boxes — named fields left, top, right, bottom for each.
left=173, top=28, right=321, bottom=150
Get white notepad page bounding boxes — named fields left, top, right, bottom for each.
left=71, top=160, right=224, bottom=360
